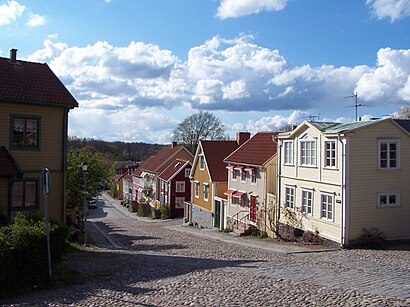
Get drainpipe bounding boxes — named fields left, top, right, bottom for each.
left=338, top=134, right=348, bottom=247
left=276, top=142, right=282, bottom=235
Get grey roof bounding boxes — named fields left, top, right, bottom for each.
left=394, top=119, right=410, bottom=133
left=321, top=120, right=382, bottom=134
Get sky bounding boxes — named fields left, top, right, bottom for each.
left=1, top=0, right=410, bottom=144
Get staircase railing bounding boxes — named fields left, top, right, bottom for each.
left=231, top=210, right=249, bottom=230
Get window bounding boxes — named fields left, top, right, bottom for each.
left=175, top=181, right=185, bottom=193
left=194, top=182, right=200, bottom=198
left=12, top=180, right=37, bottom=208
left=301, top=190, right=313, bottom=215
left=378, top=192, right=400, bottom=207
left=199, top=155, right=205, bottom=170
left=324, top=140, right=336, bottom=168
left=11, top=116, right=40, bottom=148
left=185, top=168, right=191, bottom=177
left=175, top=197, right=185, bottom=209
left=232, top=195, right=243, bottom=206
left=321, top=194, right=333, bottom=220
left=251, top=168, right=257, bottom=184
left=203, top=184, right=209, bottom=201
left=283, top=141, right=294, bottom=165
left=232, top=169, right=240, bottom=180
left=285, top=186, right=295, bottom=209
left=300, top=140, right=316, bottom=166
left=379, top=140, right=400, bottom=169
left=241, top=170, right=246, bottom=182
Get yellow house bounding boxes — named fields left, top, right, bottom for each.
left=277, top=118, right=410, bottom=246
left=0, top=49, right=78, bottom=223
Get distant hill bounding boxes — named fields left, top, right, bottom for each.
left=68, top=137, right=166, bottom=162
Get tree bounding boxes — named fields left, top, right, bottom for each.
left=173, top=111, right=226, bottom=153
left=395, top=104, right=410, bottom=119
left=66, top=149, right=110, bottom=209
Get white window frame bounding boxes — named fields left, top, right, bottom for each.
left=175, top=197, right=185, bottom=209
left=300, top=139, right=316, bottom=167
left=378, top=139, right=400, bottom=170
left=284, top=186, right=295, bottom=210
left=240, top=170, right=246, bottom=182
left=301, top=189, right=313, bottom=215
left=194, top=181, right=200, bottom=198
left=203, top=183, right=209, bottom=202
left=185, top=168, right=191, bottom=177
left=377, top=191, right=400, bottom=208
left=175, top=181, right=185, bottom=193
left=232, top=169, right=240, bottom=181
left=251, top=168, right=257, bottom=184
left=324, top=140, right=337, bottom=168
left=199, top=155, right=205, bottom=170
left=283, top=140, right=294, bottom=165
left=320, top=193, right=334, bottom=221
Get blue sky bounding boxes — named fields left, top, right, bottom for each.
left=1, top=0, right=410, bottom=143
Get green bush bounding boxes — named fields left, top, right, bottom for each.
left=137, top=203, right=144, bottom=217
left=160, top=205, right=170, bottom=220
left=0, top=213, right=68, bottom=297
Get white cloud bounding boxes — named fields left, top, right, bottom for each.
left=367, top=0, right=410, bottom=22
left=26, top=13, right=45, bottom=27
left=0, top=0, right=25, bottom=26
left=216, top=0, right=288, bottom=19
left=244, top=110, right=309, bottom=133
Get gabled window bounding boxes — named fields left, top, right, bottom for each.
left=321, top=193, right=333, bottom=221
left=285, top=186, right=295, bottom=210
left=324, top=140, right=336, bottom=168
left=283, top=141, right=294, bottom=165
left=301, top=189, right=313, bottom=215
left=300, top=139, right=316, bottom=167
left=199, top=155, right=205, bottom=170
left=378, top=140, right=400, bottom=169
left=185, top=168, right=191, bottom=177
left=175, top=181, right=185, bottom=193
left=12, top=180, right=38, bottom=209
left=11, top=115, right=40, bottom=149
left=378, top=192, right=400, bottom=208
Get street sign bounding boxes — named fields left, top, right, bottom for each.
left=42, top=168, right=51, bottom=194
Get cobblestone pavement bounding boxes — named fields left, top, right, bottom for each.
left=2, top=194, right=410, bottom=306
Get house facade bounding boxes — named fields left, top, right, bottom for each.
left=0, top=49, right=78, bottom=223
left=188, top=133, right=249, bottom=229
left=277, top=118, right=410, bottom=246
left=158, top=159, right=192, bottom=218
left=224, top=132, right=279, bottom=235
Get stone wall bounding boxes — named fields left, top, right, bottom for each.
left=191, top=204, right=213, bottom=228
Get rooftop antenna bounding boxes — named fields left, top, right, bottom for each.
left=345, top=92, right=365, bottom=121
left=303, top=114, right=320, bottom=122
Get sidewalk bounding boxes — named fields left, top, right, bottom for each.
left=101, top=192, right=339, bottom=255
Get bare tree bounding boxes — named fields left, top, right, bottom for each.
left=173, top=111, right=226, bottom=154
left=395, top=104, right=410, bottom=119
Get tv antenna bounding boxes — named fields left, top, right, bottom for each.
left=303, top=114, right=320, bottom=122
left=345, top=92, right=365, bottom=121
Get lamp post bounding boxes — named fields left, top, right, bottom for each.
left=81, top=162, right=88, bottom=245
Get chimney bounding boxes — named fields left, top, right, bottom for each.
left=236, top=132, right=250, bottom=146
left=10, top=48, right=17, bottom=63
left=291, top=124, right=297, bottom=131
left=172, top=141, right=178, bottom=148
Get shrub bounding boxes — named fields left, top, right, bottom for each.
left=223, top=228, right=233, bottom=233
left=160, top=205, right=170, bottom=220
left=349, top=228, right=386, bottom=249
left=137, top=203, right=144, bottom=217
left=0, top=213, right=68, bottom=297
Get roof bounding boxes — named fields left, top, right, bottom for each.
left=141, top=144, right=191, bottom=173
left=394, top=119, right=410, bottom=133
left=0, top=146, right=23, bottom=177
left=0, top=56, right=78, bottom=109
left=224, top=132, right=279, bottom=166
left=159, top=159, right=191, bottom=182
left=132, top=156, right=155, bottom=177
left=200, top=140, right=239, bottom=182
left=122, top=174, right=132, bottom=181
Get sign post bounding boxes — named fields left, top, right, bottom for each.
left=42, top=168, right=52, bottom=281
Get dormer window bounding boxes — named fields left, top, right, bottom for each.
left=199, top=155, right=205, bottom=170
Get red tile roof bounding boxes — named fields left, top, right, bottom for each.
left=0, top=56, right=78, bottom=109
left=159, top=159, right=191, bottom=182
left=225, top=132, right=279, bottom=166
left=200, top=140, right=239, bottom=182
left=141, top=144, right=191, bottom=173
left=0, top=146, right=22, bottom=177
left=132, top=156, right=155, bottom=177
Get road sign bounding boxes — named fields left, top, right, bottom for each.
left=42, top=168, right=51, bottom=194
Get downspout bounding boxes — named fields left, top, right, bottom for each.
left=62, top=108, right=69, bottom=223
left=276, top=142, right=282, bottom=235
left=338, top=133, right=347, bottom=247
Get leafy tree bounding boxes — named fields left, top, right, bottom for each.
left=66, top=149, right=110, bottom=209
left=395, top=104, right=410, bottom=119
left=173, top=111, right=226, bottom=153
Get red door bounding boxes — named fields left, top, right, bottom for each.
left=250, top=195, right=257, bottom=223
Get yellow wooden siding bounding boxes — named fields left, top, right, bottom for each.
left=192, top=148, right=212, bottom=211
left=216, top=181, right=228, bottom=199
left=348, top=120, right=410, bottom=241
left=0, top=103, right=65, bottom=171
left=266, top=157, right=277, bottom=194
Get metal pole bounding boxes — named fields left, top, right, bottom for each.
left=84, top=171, right=88, bottom=245
left=42, top=168, right=52, bottom=280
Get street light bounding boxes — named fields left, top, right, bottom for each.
left=81, top=162, right=88, bottom=245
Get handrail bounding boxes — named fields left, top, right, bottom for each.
left=231, top=210, right=249, bottom=230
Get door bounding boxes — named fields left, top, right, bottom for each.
left=214, top=200, right=221, bottom=228
left=250, top=195, right=257, bottom=223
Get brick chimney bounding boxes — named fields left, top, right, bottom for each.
left=172, top=141, right=178, bottom=148
left=10, top=48, right=17, bottom=63
left=236, top=132, right=250, bottom=146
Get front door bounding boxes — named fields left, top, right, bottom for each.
left=214, top=200, right=221, bottom=228
left=250, top=195, right=257, bottom=223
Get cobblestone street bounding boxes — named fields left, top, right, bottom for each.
left=3, top=194, right=410, bottom=306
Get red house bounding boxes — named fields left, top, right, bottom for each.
left=158, top=159, right=192, bottom=218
